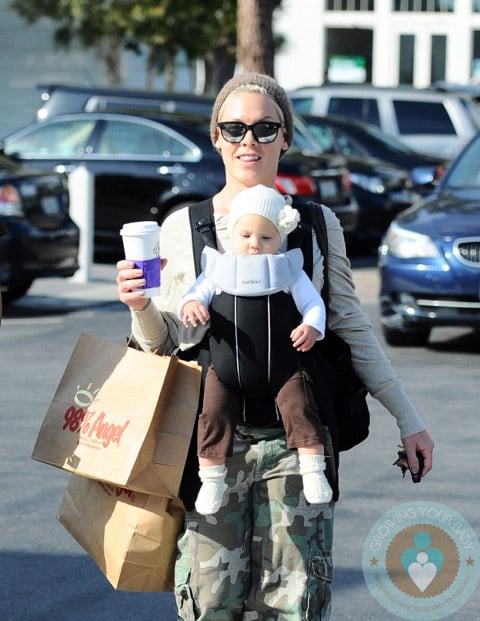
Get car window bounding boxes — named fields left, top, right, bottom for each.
left=290, top=97, right=313, bottom=114
left=6, top=119, right=96, bottom=156
left=95, top=119, right=199, bottom=158
left=304, top=123, right=337, bottom=154
left=292, top=116, right=325, bottom=153
left=445, top=135, right=480, bottom=188
left=331, top=129, right=366, bottom=157
left=327, top=97, right=381, bottom=127
left=393, top=100, right=455, bottom=135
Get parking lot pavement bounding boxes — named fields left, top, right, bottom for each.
left=27, top=262, right=120, bottom=304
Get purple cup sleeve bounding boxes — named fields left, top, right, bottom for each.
left=133, top=257, right=161, bottom=289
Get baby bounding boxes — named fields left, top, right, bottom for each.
left=180, top=184, right=333, bottom=515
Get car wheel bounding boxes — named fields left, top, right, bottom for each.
left=382, top=324, right=431, bottom=347
left=2, top=279, right=34, bottom=304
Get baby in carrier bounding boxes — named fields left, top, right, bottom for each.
left=180, top=184, right=333, bottom=515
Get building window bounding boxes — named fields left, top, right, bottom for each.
left=473, top=0, right=480, bottom=13
left=326, top=0, right=374, bottom=10
left=394, top=0, right=454, bottom=10
left=399, top=34, right=415, bottom=84
left=431, top=35, right=447, bottom=83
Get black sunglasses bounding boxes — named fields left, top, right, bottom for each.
left=217, top=121, right=284, bottom=143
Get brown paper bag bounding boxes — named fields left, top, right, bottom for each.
left=57, top=475, right=184, bottom=591
left=32, top=332, right=200, bottom=497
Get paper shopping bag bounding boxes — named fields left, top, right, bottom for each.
left=57, top=475, right=184, bottom=591
left=32, top=332, right=201, bottom=497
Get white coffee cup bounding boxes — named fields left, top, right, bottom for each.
left=120, top=221, right=161, bottom=297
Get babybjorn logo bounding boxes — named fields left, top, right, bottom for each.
left=362, top=501, right=480, bottom=619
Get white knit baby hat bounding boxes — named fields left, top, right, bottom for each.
left=228, top=185, right=300, bottom=242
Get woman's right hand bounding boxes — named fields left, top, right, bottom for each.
left=116, top=258, right=167, bottom=312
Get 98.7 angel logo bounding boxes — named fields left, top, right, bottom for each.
left=62, top=382, right=131, bottom=449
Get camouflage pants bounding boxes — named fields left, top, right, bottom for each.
left=175, top=426, right=335, bottom=620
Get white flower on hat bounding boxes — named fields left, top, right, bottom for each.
left=277, top=202, right=300, bottom=238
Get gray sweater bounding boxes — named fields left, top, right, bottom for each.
left=130, top=204, right=425, bottom=439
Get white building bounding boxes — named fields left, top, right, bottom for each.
left=275, top=0, right=480, bottom=90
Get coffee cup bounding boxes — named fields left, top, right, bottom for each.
left=120, top=221, right=161, bottom=297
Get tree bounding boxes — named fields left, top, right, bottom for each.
left=9, top=0, right=238, bottom=89
left=9, top=0, right=283, bottom=90
left=236, top=0, right=282, bottom=76
left=10, top=0, right=131, bottom=85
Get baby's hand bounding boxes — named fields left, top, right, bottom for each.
left=291, top=324, right=320, bottom=352
left=182, top=301, right=210, bottom=328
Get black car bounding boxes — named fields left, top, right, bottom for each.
left=35, top=82, right=215, bottom=120
left=301, top=114, right=422, bottom=247
left=0, top=152, right=79, bottom=302
left=302, top=115, right=448, bottom=196
left=2, top=112, right=357, bottom=257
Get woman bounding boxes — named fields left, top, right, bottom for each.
left=117, top=72, right=434, bottom=620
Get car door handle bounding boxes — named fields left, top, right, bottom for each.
left=156, top=164, right=187, bottom=175
left=53, top=164, right=79, bottom=174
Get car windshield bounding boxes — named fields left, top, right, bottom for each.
left=351, top=122, right=418, bottom=155
left=444, top=135, right=480, bottom=188
left=303, top=122, right=337, bottom=154
left=292, top=115, right=325, bottom=154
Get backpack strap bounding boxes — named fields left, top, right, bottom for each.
left=289, top=200, right=329, bottom=308
left=306, top=201, right=330, bottom=308
left=188, top=198, right=217, bottom=277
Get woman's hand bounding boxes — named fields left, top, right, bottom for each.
left=402, top=430, right=434, bottom=479
left=116, top=258, right=167, bottom=312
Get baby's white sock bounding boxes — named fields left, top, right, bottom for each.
left=298, top=454, right=333, bottom=504
left=195, top=464, right=228, bottom=515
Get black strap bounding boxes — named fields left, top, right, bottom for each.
left=288, top=200, right=330, bottom=310
left=189, top=198, right=217, bottom=277
left=306, top=201, right=330, bottom=308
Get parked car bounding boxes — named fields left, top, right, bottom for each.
left=2, top=112, right=357, bottom=257
left=0, top=151, right=79, bottom=302
left=35, top=83, right=215, bottom=120
left=289, top=84, right=480, bottom=159
left=301, top=115, right=448, bottom=196
left=275, top=113, right=358, bottom=234
left=378, top=131, right=480, bottom=346
left=300, top=113, right=422, bottom=247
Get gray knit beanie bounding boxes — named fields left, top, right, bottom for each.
left=210, top=72, right=294, bottom=152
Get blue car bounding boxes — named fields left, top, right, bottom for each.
left=378, top=132, right=480, bottom=346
